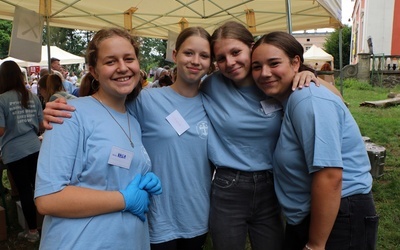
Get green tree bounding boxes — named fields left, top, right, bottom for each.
left=138, top=37, right=174, bottom=72
left=43, top=27, right=91, bottom=73
left=323, top=25, right=352, bottom=69
left=0, top=20, right=12, bottom=58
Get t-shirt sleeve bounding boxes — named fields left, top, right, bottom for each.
left=288, top=94, right=344, bottom=173
left=35, top=111, right=81, bottom=198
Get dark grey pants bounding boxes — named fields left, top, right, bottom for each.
left=284, top=192, right=379, bottom=250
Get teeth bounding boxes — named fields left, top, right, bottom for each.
left=117, top=77, right=130, bottom=82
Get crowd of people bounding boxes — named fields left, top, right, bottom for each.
left=0, top=20, right=378, bottom=250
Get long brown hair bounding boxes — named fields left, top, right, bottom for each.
left=79, top=73, right=96, bottom=97
left=86, top=28, right=142, bottom=102
left=0, top=60, right=31, bottom=108
left=45, top=73, right=65, bottom=102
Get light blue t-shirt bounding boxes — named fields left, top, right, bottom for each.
left=201, top=71, right=282, bottom=171
left=35, top=96, right=152, bottom=250
left=49, top=91, right=77, bottom=102
left=62, top=79, right=75, bottom=94
left=129, top=87, right=211, bottom=243
left=0, top=90, right=43, bottom=164
left=274, top=84, right=373, bottom=225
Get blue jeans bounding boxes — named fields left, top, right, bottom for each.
left=284, top=192, right=379, bottom=250
left=209, top=168, right=284, bottom=250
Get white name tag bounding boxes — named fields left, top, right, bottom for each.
left=260, top=99, right=282, bottom=114
left=108, top=146, right=134, bottom=169
left=166, top=110, right=190, bottom=136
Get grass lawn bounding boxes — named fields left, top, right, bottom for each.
left=1, top=78, right=400, bottom=249
left=340, top=79, right=400, bottom=249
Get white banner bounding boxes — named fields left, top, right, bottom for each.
left=9, top=6, right=44, bottom=62
left=165, top=30, right=178, bottom=63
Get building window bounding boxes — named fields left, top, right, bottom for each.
left=307, top=38, right=310, bottom=42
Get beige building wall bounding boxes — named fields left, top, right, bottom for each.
left=293, top=31, right=331, bottom=52
left=292, top=31, right=333, bottom=70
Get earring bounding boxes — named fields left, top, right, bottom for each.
left=91, top=78, right=99, bottom=92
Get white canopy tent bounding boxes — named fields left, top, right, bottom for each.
left=304, top=44, right=334, bottom=69
left=0, top=45, right=85, bottom=67
left=0, top=0, right=345, bottom=93
left=0, top=0, right=342, bottom=39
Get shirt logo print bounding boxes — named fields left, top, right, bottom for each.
left=197, top=121, right=208, bottom=139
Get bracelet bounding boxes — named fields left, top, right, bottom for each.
left=304, top=244, right=313, bottom=250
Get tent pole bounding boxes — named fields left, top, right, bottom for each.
left=339, top=27, right=343, bottom=96
left=285, top=0, right=293, bottom=34
left=44, top=0, right=51, bottom=71
left=46, top=17, right=51, bottom=70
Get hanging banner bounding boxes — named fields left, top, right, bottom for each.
left=9, top=6, right=44, bottom=62
left=166, top=30, right=178, bottom=63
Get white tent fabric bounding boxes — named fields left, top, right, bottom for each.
left=0, top=0, right=342, bottom=39
left=0, top=46, right=85, bottom=67
left=304, top=44, right=334, bottom=66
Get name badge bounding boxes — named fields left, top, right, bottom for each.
left=260, top=99, right=282, bottom=114
left=108, top=146, right=134, bottom=169
left=166, top=110, right=190, bottom=136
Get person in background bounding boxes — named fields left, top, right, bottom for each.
left=319, top=62, right=335, bottom=85
left=0, top=60, right=44, bottom=243
left=71, top=73, right=96, bottom=97
left=170, top=66, right=177, bottom=83
left=35, top=27, right=162, bottom=249
left=68, top=72, right=78, bottom=86
left=30, top=72, right=38, bottom=82
left=30, top=79, right=38, bottom=95
left=251, top=31, right=378, bottom=250
left=25, top=81, right=31, bottom=90
left=39, top=68, right=49, bottom=78
left=140, top=70, right=150, bottom=88
left=157, top=74, right=173, bottom=87
left=50, top=57, right=74, bottom=94
left=44, top=72, right=76, bottom=102
left=38, top=74, right=49, bottom=108
left=150, top=67, right=168, bottom=88
left=320, top=62, right=332, bottom=71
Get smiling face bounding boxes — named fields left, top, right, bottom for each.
left=89, top=35, right=140, bottom=101
left=213, top=38, right=252, bottom=85
left=252, top=43, right=300, bottom=102
left=173, top=35, right=211, bottom=86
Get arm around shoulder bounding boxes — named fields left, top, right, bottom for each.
left=43, top=97, right=76, bottom=129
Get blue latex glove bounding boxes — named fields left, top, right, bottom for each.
left=139, top=172, right=162, bottom=195
left=119, top=174, right=149, bottom=222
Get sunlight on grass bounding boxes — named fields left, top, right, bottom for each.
left=340, top=79, right=400, bottom=249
